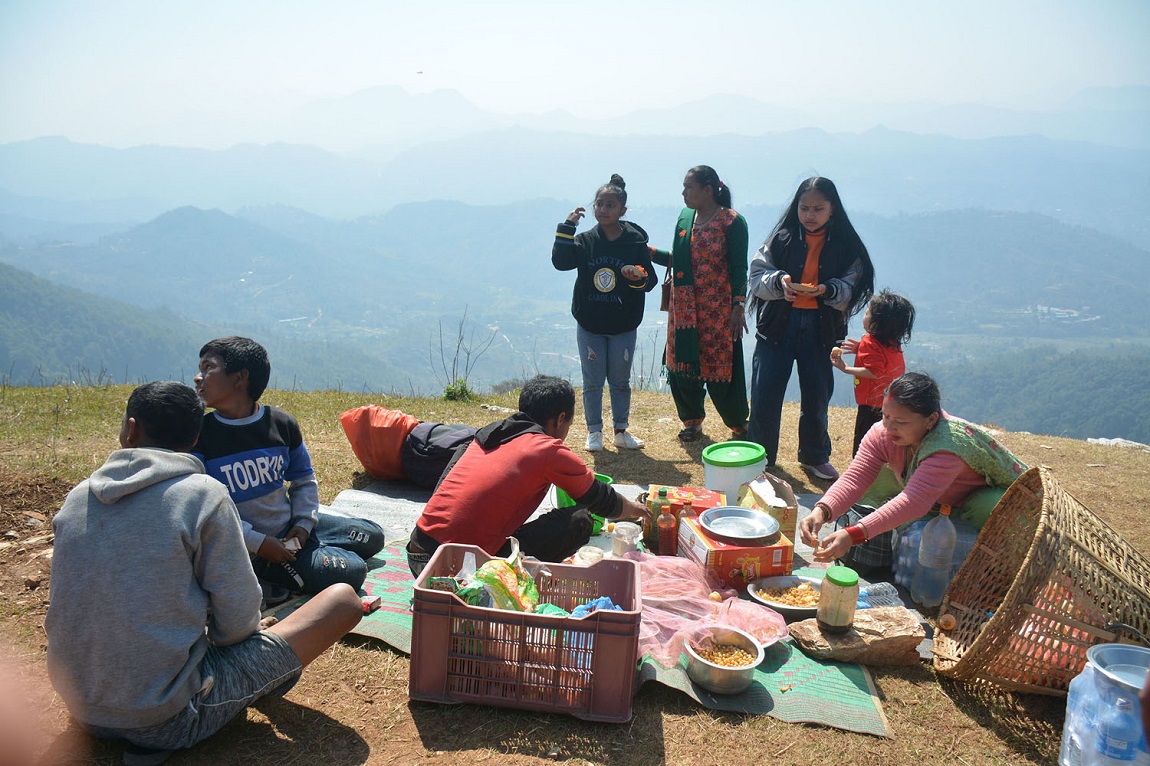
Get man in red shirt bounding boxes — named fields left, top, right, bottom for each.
left=406, top=375, right=649, bottom=576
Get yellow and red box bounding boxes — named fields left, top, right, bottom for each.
left=737, top=473, right=798, bottom=540
left=647, top=485, right=726, bottom=515
left=677, top=516, right=793, bottom=590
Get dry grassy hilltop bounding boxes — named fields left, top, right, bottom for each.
left=2, top=384, right=1148, bottom=765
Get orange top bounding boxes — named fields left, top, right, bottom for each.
left=794, top=229, right=825, bottom=309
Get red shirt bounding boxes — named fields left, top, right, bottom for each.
left=853, top=334, right=905, bottom=407
left=416, top=432, right=595, bottom=555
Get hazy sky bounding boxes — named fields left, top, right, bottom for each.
left=1, top=0, right=1147, bottom=147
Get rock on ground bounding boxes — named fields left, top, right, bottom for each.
left=788, top=606, right=926, bottom=665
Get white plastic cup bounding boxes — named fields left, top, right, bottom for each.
left=573, top=546, right=604, bottom=566
left=612, top=522, right=642, bottom=556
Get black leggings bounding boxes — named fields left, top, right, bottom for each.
left=853, top=405, right=883, bottom=456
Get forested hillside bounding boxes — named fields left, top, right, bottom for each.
left=925, top=345, right=1150, bottom=442
left=3, top=200, right=1149, bottom=443
left=0, top=262, right=414, bottom=392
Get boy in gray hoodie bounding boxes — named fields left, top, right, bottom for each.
left=46, top=381, right=362, bottom=765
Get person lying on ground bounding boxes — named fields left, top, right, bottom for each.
left=46, top=381, right=363, bottom=764
left=406, top=374, right=651, bottom=577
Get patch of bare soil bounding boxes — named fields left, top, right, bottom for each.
left=0, top=475, right=69, bottom=627
left=0, top=475, right=73, bottom=765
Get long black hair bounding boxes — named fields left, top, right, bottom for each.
left=766, top=176, right=874, bottom=317
left=687, top=165, right=732, bottom=208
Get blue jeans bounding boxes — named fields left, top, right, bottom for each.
left=254, top=512, right=385, bottom=593
left=576, top=326, right=637, bottom=432
left=747, top=308, right=835, bottom=466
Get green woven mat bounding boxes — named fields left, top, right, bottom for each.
left=275, top=545, right=889, bottom=736
left=636, top=642, right=890, bottom=737
left=354, top=542, right=420, bottom=652
left=270, top=541, right=416, bottom=653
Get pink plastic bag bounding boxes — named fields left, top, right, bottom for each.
left=629, top=552, right=789, bottom=667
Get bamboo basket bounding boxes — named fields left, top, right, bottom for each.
left=932, top=465, right=1150, bottom=695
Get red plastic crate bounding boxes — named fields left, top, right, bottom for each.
left=409, top=543, right=642, bottom=722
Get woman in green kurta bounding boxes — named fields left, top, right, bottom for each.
left=652, top=165, right=750, bottom=442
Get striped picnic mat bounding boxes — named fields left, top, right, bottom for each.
left=274, top=543, right=889, bottom=736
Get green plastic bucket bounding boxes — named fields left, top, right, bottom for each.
left=701, top=441, right=767, bottom=504
left=556, top=473, right=613, bottom=534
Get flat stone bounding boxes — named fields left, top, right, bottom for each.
left=788, top=606, right=926, bottom=665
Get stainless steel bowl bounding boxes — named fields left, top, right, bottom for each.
left=747, top=575, right=822, bottom=621
left=698, top=505, right=781, bottom=545
left=684, top=626, right=764, bottom=695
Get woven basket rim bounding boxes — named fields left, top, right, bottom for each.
left=935, top=464, right=1150, bottom=694
left=934, top=466, right=1050, bottom=682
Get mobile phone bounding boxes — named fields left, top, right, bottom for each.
left=283, top=537, right=301, bottom=553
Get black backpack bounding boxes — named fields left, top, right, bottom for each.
left=400, top=422, right=477, bottom=488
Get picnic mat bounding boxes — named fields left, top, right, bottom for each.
left=269, top=541, right=416, bottom=653
left=635, top=644, right=889, bottom=737
left=273, top=543, right=890, bottom=736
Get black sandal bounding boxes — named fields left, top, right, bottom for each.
left=677, top=423, right=702, bottom=442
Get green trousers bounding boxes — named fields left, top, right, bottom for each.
left=667, top=342, right=749, bottom=430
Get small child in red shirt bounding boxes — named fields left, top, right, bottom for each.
left=831, top=290, right=916, bottom=455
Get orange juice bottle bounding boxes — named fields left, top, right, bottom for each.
left=657, top=504, right=678, bottom=556
left=646, top=488, right=671, bottom=552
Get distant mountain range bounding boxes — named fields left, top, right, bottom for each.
left=2, top=90, right=1148, bottom=441
left=2, top=128, right=1147, bottom=249
left=4, top=201, right=1147, bottom=339
left=17, top=85, right=1150, bottom=153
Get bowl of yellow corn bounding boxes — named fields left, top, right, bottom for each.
left=684, top=626, right=764, bottom=695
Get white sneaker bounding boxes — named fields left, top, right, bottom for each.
left=585, top=431, right=604, bottom=451
left=614, top=431, right=644, bottom=449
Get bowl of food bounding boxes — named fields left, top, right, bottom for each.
left=747, top=575, right=822, bottom=620
left=684, top=626, right=764, bottom=695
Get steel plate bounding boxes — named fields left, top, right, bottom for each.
left=698, top=505, right=780, bottom=544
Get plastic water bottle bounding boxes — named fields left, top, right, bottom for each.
left=857, top=581, right=902, bottom=609
left=1060, top=664, right=1099, bottom=765
left=1095, top=697, right=1143, bottom=765
left=911, top=504, right=956, bottom=608
left=949, top=518, right=979, bottom=579
left=893, top=521, right=926, bottom=588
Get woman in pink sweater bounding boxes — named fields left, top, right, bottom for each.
left=798, top=372, right=1026, bottom=570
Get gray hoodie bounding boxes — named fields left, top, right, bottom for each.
left=46, top=448, right=262, bottom=729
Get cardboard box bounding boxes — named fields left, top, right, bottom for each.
left=647, top=485, right=726, bottom=515
left=737, top=473, right=798, bottom=540
left=677, top=516, right=793, bottom=590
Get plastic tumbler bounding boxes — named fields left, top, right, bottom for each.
left=612, top=521, right=642, bottom=556
left=556, top=473, right=613, bottom=534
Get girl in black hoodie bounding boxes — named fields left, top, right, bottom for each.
left=552, top=174, right=660, bottom=452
